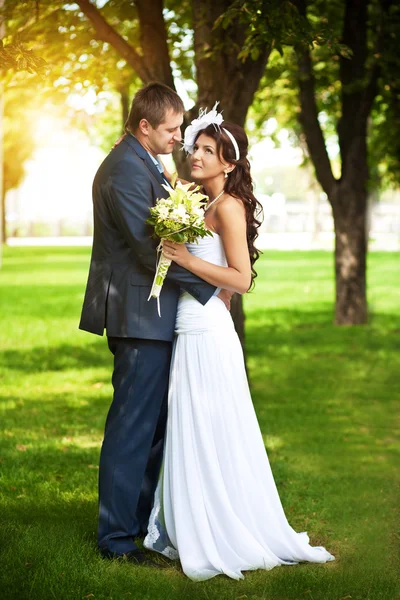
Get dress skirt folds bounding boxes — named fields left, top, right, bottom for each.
left=144, top=234, right=334, bottom=580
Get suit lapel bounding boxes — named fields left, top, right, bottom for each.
left=123, top=133, right=166, bottom=189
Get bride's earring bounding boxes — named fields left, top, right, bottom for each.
left=224, top=171, right=228, bottom=179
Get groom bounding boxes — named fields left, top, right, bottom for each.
left=79, top=83, right=223, bottom=566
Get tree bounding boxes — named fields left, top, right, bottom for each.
left=5, top=0, right=322, bottom=343
left=0, top=0, right=4, bottom=258
left=1, top=85, right=36, bottom=242
left=57, top=0, right=293, bottom=345
left=296, top=0, right=396, bottom=324
left=0, top=8, right=47, bottom=245
left=5, top=0, right=268, bottom=344
left=227, top=0, right=399, bottom=325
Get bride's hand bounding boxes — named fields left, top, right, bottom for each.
left=162, top=240, right=191, bottom=268
left=112, top=133, right=126, bottom=148
left=218, top=289, right=234, bottom=311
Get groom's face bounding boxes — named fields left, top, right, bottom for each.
left=147, top=109, right=183, bottom=156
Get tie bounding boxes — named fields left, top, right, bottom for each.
left=161, top=173, right=173, bottom=188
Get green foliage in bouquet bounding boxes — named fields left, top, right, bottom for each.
left=146, top=174, right=214, bottom=307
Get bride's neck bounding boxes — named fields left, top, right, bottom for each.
left=202, top=177, right=225, bottom=200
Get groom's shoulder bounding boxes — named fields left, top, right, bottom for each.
left=96, top=137, right=147, bottom=180
left=111, top=133, right=148, bottom=166
left=108, top=136, right=144, bottom=167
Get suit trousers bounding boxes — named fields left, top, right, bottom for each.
left=98, top=336, right=172, bottom=554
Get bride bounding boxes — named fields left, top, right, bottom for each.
left=144, top=107, right=335, bottom=580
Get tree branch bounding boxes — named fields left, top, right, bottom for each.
left=14, top=7, right=63, bottom=36
left=355, top=0, right=393, bottom=124
left=292, top=0, right=336, bottom=197
left=338, top=0, right=392, bottom=170
left=338, top=0, right=369, bottom=168
left=296, top=47, right=336, bottom=197
left=75, top=0, right=152, bottom=83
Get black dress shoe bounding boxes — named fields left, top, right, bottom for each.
left=101, top=548, right=167, bottom=569
left=125, top=549, right=168, bottom=568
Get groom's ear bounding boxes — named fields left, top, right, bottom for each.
left=138, top=118, right=150, bottom=137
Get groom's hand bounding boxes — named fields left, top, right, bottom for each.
left=218, top=289, right=234, bottom=311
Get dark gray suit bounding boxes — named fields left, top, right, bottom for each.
left=79, top=134, right=215, bottom=555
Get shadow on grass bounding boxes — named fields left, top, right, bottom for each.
left=0, top=390, right=108, bottom=450
left=0, top=426, right=398, bottom=600
left=0, top=339, right=110, bottom=373
left=1, top=248, right=399, bottom=599
left=246, top=307, right=400, bottom=344
left=0, top=284, right=88, bottom=319
left=246, top=308, right=400, bottom=392
left=2, top=308, right=398, bottom=375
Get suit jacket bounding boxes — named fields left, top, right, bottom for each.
left=79, top=134, right=216, bottom=341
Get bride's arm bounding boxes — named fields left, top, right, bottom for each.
left=162, top=197, right=252, bottom=295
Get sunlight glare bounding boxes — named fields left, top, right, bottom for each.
left=10, top=114, right=105, bottom=224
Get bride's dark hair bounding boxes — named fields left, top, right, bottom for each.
left=194, top=122, right=263, bottom=289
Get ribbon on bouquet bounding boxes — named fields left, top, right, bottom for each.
left=147, top=224, right=192, bottom=317
left=147, top=240, right=170, bottom=317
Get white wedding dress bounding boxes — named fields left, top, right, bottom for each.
left=144, top=233, right=334, bottom=580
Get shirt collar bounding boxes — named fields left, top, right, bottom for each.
left=147, top=152, right=165, bottom=174
left=129, top=134, right=164, bottom=173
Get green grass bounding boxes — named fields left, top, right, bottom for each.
left=0, top=247, right=399, bottom=600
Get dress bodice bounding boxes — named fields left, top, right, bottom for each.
left=176, top=233, right=230, bottom=335
left=185, top=232, right=227, bottom=268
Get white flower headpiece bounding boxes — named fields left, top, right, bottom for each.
left=183, top=101, right=240, bottom=161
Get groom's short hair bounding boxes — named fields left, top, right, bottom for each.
left=125, top=82, right=185, bottom=132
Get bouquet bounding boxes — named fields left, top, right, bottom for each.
left=146, top=174, right=212, bottom=314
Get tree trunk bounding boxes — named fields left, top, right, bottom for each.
left=332, top=101, right=370, bottom=325
left=1, top=189, right=5, bottom=244
left=231, top=292, right=246, bottom=351
left=193, top=0, right=271, bottom=126
left=75, top=0, right=271, bottom=348
left=191, top=0, right=271, bottom=345
left=0, top=0, right=4, bottom=259
left=294, top=0, right=386, bottom=326
left=119, top=86, right=130, bottom=132
left=173, top=117, right=192, bottom=181
left=135, top=0, right=175, bottom=88
left=331, top=183, right=368, bottom=324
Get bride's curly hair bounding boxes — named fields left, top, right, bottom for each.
left=194, top=122, right=263, bottom=289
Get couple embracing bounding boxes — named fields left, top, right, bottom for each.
left=79, top=82, right=334, bottom=581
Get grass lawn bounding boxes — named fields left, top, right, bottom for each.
left=0, top=246, right=399, bottom=600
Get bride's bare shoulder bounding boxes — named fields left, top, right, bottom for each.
left=213, top=195, right=247, bottom=236
left=215, top=194, right=246, bottom=218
